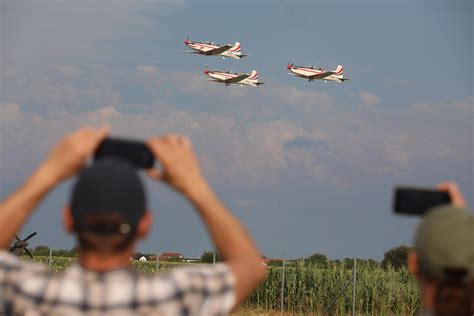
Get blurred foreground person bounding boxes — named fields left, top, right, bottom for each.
left=0, top=127, right=266, bottom=315
left=408, top=183, right=474, bottom=316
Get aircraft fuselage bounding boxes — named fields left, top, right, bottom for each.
left=204, top=70, right=261, bottom=87
left=288, top=65, right=348, bottom=83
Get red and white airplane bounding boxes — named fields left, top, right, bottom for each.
left=204, top=68, right=264, bottom=87
left=184, top=36, right=247, bottom=60
left=287, top=62, right=350, bottom=83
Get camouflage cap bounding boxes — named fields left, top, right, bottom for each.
left=415, top=205, right=474, bottom=283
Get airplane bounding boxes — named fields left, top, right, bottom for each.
left=287, top=62, right=350, bottom=83
left=184, top=36, right=247, bottom=60
left=204, top=68, right=264, bottom=87
left=9, top=232, right=37, bottom=257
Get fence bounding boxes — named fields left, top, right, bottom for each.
left=35, top=251, right=421, bottom=315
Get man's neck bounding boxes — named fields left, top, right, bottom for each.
left=421, top=281, right=436, bottom=310
left=78, top=247, right=134, bottom=272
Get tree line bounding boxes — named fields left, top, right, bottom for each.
left=29, top=245, right=413, bottom=269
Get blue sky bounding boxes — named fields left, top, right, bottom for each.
left=0, top=0, right=472, bottom=260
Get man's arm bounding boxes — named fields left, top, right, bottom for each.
left=0, top=127, right=108, bottom=249
left=147, top=135, right=267, bottom=307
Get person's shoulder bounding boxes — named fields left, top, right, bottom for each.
left=166, top=263, right=235, bottom=283
left=138, top=263, right=236, bottom=297
left=0, top=250, right=49, bottom=302
left=0, top=250, right=46, bottom=272
left=140, top=263, right=236, bottom=315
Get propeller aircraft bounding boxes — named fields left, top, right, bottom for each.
left=184, top=36, right=247, bottom=60
left=203, top=68, right=264, bottom=87
left=287, top=62, right=350, bottom=83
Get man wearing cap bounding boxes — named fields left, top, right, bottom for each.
left=408, top=183, right=474, bottom=316
left=0, top=127, right=267, bottom=315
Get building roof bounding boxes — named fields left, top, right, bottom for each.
left=159, top=252, right=183, bottom=259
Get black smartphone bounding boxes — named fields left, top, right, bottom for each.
left=393, top=187, right=451, bottom=216
left=94, top=138, right=154, bottom=169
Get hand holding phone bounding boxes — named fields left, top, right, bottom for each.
left=94, top=138, right=154, bottom=169
left=393, top=187, right=451, bottom=216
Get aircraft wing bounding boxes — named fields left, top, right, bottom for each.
left=206, top=45, right=233, bottom=55
left=308, top=71, right=335, bottom=79
left=223, top=74, right=250, bottom=84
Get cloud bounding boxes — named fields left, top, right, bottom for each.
left=272, top=86, right=335, bottom=113
left=136, top=65, right=159, bottom=73
left=87, top=106, right=122, bottom=119
left=57, top=65, right=81, bottom=77
left=412, top=97, right=474, bottom=114
left=358, top=91, right=380, bottom=111
left=284, top=136, right=330, bottom=152
left=0, top=102, right=22, bottom=122
left=2, top=64, right=472, bottom=189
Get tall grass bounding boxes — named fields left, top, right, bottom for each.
left=246, top=261, right=421, bottom=315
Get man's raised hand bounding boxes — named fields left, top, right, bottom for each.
left=42, top=126, right=109, bottom=183
left=437, top=182, right=467, bottom=208
left=146, top=135, right=208, bottom=198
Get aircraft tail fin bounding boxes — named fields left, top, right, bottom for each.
left=248, top=70, right=258, bottom=80
left=230, top=42, right=242, bottom=55
left=334, top=65, right=344, bottom=76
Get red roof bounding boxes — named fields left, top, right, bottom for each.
left=159, top=252, right=183, bottom=259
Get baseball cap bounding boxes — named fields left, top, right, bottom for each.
left=415, top=205, right=474, bottom=283
left=70, top=158, right=147, bottom=235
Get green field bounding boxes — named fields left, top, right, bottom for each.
left=25, top=257, right=421, bottom=315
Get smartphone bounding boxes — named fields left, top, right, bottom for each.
left=393, top=187, right=451, bottom=216
left=94, top=138, right=154, bottom=169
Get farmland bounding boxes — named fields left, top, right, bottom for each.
left=26, top=256, right=421, bottom=315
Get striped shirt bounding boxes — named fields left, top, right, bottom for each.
left=0, top=251, right=235, bottom=316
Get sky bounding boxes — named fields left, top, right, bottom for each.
left=0, top=0, right=472, bottom=260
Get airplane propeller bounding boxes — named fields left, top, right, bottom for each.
left=287, top=61, right=294, bottom=70
left=184, top=34, right=190, bottom=45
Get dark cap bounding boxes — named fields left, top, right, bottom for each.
left=415, top=205, right=474, bottom=283
left=71, top=158, right=146, bottom=234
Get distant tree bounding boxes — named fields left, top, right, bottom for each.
left=331, top=259, right=341, bottom=266
left=200, top=251, right=220, bottom=263
left=33, top=245, right=50, bottom=256
left=382, top=245, right=412, bottom=269
left=305, top=253, right=328, bottom=267
left=342, top=258, right=355, bottom=269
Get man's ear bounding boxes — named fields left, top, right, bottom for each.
left=63, top=206, right=75, bottom=233
left=137, top=211, right=152, bottom=239
left=408, top=250, right=419, bottom=276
